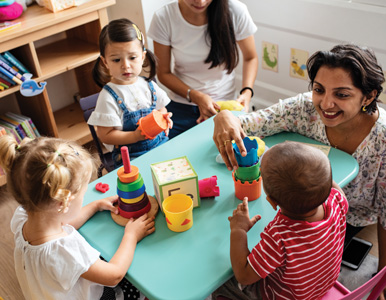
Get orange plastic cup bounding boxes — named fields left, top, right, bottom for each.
left=137, top=110, right=168, bottom=140
left=232, top=171, right=262, bottom=201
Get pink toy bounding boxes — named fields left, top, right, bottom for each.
left=198, top=176, right=220, bottom=198
left=121, top=146, right=131, bottom=173
left=0, top=2, right=23, bottom=21
left=95, top=182, right=109, bottom=193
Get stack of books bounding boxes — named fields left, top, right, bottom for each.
left=0, top=51, right=30, bottom=91
left=0, top=112, right=40, bottom=143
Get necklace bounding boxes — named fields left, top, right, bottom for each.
left=326, top=127, right=354, bottom=150
left=127, top=84, right=143, bottom=109
left=23, top=226, right=64, bottom=244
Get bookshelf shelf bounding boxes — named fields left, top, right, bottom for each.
left=0, top=0, right=115, bottom=185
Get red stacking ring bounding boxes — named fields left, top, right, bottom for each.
left=118, top=200, right=151, bottom=219
left=118, top=193, right=149, bottom=212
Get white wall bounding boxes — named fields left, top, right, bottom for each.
left=2, top=0, right=385, bottom=116
left=139, top=0, right=386, bottom=110
left=242, top=0, right=386, bottom=109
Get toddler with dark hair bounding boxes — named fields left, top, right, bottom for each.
left=213, top=141, right=348, bottom=300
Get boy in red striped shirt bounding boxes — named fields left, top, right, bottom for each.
left=213, top=141, right=348, bottom=300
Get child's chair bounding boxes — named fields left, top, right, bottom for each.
left=216, top=266, right=386, bottom=300
left=79, top=93, right=115, bottom=177
left=321, top=265, right=386, bottom=300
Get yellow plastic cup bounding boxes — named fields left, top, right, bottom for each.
left=162, top=194, right=193, bottom=232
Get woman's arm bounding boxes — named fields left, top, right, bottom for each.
left=153, top=41, right=220, bottom=122
left=96, top=125, right=146, bottom=145
left=236, top=35, right=258, bottom=112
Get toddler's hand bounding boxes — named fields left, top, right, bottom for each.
left=162, top=112, right=173, bottom=136
left=124, top=214, right=155, bottom=242
left=228, top=197, right=261, bottom=233
left=96, top=195, right=119, bottom=215
left=236, top=94, right=250, bottom=113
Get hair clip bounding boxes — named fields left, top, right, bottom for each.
left=132, top=24, right=142, bottom=41
left=68, top=145, right=79, bottom=156
left=47, top=163, right=51, bottom=168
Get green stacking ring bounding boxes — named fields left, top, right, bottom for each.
left=117, top=173, right=144, bottom=192
left=235, top=161, right=260, bottom=181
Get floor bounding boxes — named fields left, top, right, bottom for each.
left=0, top=146, right=380, bottom=299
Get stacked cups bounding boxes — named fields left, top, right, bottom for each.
left=232, top=137, right=262, bottom=201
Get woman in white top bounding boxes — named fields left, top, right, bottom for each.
left=148, top=0, right=258, bottom=138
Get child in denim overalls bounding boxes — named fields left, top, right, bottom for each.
left=89, top=18, right=173, bottom=168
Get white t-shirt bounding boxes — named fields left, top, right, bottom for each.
left=11, top=206, right=103, bottom=300
left=88, top=77, right=171, bottom=151
left=148, top=0, right=257, bottom=105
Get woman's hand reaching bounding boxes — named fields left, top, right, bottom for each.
left=213, top=110, right=247, bottom=170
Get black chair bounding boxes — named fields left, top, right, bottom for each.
left=79, top=93, right=115, bottom=177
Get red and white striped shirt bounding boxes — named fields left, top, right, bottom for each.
left=247, top=188, right=348, bottom=300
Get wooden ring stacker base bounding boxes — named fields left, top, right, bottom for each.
left=111, top=195, right=159, bottom=226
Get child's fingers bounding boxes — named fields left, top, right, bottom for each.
left=251, top=214, right=261, bottom=225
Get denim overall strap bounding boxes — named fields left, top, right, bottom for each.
left=103, top=85, right=127, bottom=111
left=148, top=80, right=157, bottom=107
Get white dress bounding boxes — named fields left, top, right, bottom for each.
left=11, top=206, right=103, bottom=300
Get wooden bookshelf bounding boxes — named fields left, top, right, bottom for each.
left=0, top=0, right=115, bottom=185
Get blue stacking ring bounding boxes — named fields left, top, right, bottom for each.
left=233, top=137, right=258, bottom=167
left=117, top=183, right=146, bottom=199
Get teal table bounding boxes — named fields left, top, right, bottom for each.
left=79, top=116, right=359, bottom=300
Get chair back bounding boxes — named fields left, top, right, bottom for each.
left=322, top=266, right=386, bottom=300
left=79, top=93, right=115, bottom=176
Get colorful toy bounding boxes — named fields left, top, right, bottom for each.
left=20, top=74, right=47, bottom=97
left=137, top=110, right=168, bottom=140
left=162, top=194, right=193, bottom=232
left=95, top=182, right=109, bottom=193
left=111, top=146, right=159, bottom=226
left=198, top=176, right=220, bottom=198
left=151, top=156, right=200, bottom=211
left=216, top=100, right=244, bottom=111
left=232, top=137, right=264, bottom=201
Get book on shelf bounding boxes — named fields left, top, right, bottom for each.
left=0, top=115, right=27, bottom=139
left=0, top=58, right=25, bottom=82
left=5, top=112, right=40, bottom=138
left=0, top=72, right=15, bottom=86
left=0, top=120, right=22, bottom=143
left=0, top=77, right=10, bottom=89
left=0, top=65, right=22, bottom=85
left=0, top=21, right=21, bottom=33
left=1, top=51, right=30, bottom=75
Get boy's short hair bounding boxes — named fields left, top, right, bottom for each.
left=261, top=141, right=332, bottom=215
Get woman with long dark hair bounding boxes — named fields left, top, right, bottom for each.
left=148, top=0, right=258, bottom=138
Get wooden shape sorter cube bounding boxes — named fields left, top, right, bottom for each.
left=150, top=156, right=200, bottom=211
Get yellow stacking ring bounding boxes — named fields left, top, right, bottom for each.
left=120, top=193, right=145, bottom=204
